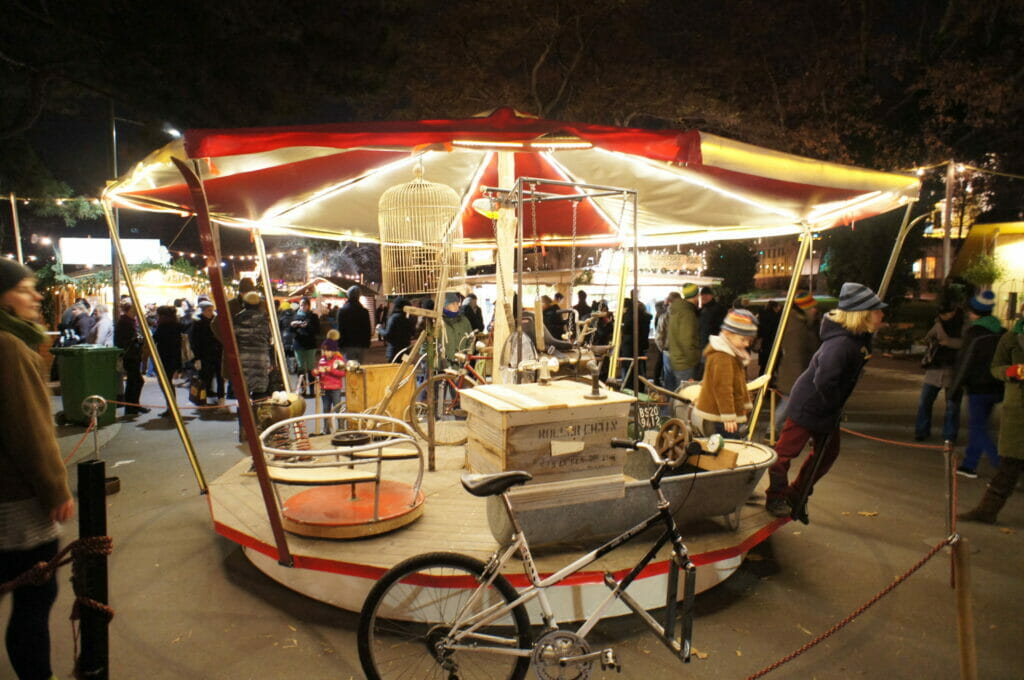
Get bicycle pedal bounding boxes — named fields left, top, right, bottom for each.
left=600, top=648, right=621, bottom=672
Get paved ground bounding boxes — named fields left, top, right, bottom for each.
left=2, top=355, right=1021, bottom=680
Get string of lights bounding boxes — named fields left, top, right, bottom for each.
left=171, top=248, right=309, bottom=260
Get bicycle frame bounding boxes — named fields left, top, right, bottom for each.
left=443, top=466, right=697, bottom=664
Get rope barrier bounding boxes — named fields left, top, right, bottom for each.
left=106, top=398, right=230, bottom=411
left=838, top=427, right=945, bottom=451
left=63, top=420, right=96, bottom=464
left=745, top=535, right=956, bottom=679
left=0, top=536, right=115, bottom=680
left=0, top=536, right=113, bottom=596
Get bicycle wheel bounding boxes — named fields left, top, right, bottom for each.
left=358, top=552, right=532, bottom=680
left=410, top=373, right=477, bottom=446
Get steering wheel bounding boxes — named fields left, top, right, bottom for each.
left=655, top=418, right=691, bottom=463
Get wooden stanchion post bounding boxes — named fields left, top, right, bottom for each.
left=952, top=537, right=978, bottom=679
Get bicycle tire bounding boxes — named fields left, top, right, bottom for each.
left=358, top=551, right=532, bottom=680
left=409, top=373, right=477, bottom=446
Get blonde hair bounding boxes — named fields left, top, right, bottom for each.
left=827, top=308, right=875, bottom=335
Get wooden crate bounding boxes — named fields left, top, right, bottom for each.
left=461, top=381, right=634, bottom=482
left=345, top=363, right=415, bottom=420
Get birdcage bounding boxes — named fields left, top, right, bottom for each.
left=378, top=166, right=465, bottom=296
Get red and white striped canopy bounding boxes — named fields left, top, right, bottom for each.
left=107, top=107, right=919, bottom=246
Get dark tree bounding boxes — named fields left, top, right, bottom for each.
left=705, top=241, right=759, bottom=301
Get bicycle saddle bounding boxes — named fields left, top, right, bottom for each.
left=460, top=471, right=533, bottom=497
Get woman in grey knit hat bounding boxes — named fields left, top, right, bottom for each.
left=0, top=258, right=75, bottom=680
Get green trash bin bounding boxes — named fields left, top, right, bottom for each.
left=50, top=345, right=123, bottom=426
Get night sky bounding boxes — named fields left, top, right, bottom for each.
left=3, top=1, right=1022, bottom=259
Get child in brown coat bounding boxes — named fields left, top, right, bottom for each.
left=694, top=309, right=758, bottom=438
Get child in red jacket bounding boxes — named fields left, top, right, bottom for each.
left=314, top=330, right=346, bottom=430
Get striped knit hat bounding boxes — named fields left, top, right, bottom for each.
left=837, top=282, right=887, bottom=311
left=793, top=292, right=816, bottom=310
left=968, top=290, right=995, bottom=312
left=721, top=309, right=758, bottom=336
left=681, top=283, right=699, bottom=299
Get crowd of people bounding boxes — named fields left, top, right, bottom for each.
left=50, top=275, right=1024, bottom=528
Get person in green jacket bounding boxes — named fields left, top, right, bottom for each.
left=959, top=313, right=1024, bottom=523
left=665, top=283, right=700, bottom=391
left=441, top=292, right=473, bottom=367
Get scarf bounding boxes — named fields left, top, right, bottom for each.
left=708, top=333, right=751, bottom=366
left=972, top=314, right=1003, bottom=334
left=0, top=307, right=47, bottom=350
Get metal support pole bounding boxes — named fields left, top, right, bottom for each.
left=253, top=229, right=291, bottom=392
left=77, top=459, right=110, bottom=680
left=747, top=225, right=812, bottom=439
left=100, top=201, right=208, bottom=493
left=878, top=203, right=924, bottom=300
left=109, top=101, right=121, bottom=319
left=943, top=161, right=955, bottom=279
left=9, top=193, right=24, bottom=263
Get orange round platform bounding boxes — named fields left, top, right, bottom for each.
left=281, top=480, right=425, bottom=539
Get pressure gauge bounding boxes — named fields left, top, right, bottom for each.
left=706, top=433, right=724, bottom=454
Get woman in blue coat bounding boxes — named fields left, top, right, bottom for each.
left=766, top=283, right=886, bottom=521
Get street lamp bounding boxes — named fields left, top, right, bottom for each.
left=110, top=103, right=182, bottom=314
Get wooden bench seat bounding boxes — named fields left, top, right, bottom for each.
left=267, top=466, right=378, bottom=486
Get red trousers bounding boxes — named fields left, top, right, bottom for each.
left=767, top=419, right=841, bottom=501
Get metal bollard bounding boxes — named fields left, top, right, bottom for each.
left=77, top=459, right=110, bottom=680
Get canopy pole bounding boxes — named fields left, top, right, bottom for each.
left=878, top=202, right=924, bottom=300
left=746, top=224, right=812, bottom=440
left=631, top=192, right=640, bottom=403
left=491, top=152, right=515, bottom=384
left=253, top=229, right=291, bottom=393
left=171, top=158, right=293, bottom=566
left=100, top=199, right=208, bottom=493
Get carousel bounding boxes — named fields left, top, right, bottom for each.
left=102, top=108, right=920, bottom=618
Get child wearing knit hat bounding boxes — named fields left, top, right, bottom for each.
left=313, top=329, right=346, bottom=430
left=693, top=309, right=758, bottom=437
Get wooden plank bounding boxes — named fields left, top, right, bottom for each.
left=346, top=363, right=414, bottom=419
left=267, top=467, right=378, bottom=485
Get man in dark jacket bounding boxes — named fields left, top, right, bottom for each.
left=950, top=290, right=1005, bottom=477
left=291, top=296, right=321, bottom=395
left=336, top=285, right=371, bottom=362
left=381, top=297, right=415, bottom=362
left=462, top=294, right=485, bottom=335
left=619, top=295, right=652, bottom=384
left=697, top=287, right=727, bottom=379
left=189, top=301, right=224, bottom=404
left=767, top=282, right=886, bottom=521
left=115, top=300, right=149, bottom=415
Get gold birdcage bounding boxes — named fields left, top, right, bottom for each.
left=378, top=165, right=466, bottom=296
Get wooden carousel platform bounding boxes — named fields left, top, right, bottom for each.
left=207, top=442, right=788, bottom=622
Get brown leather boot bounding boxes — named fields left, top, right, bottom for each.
left=958, top=458, right=1023, bottom=524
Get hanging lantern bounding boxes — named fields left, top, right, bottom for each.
left=378, top=164, right=465, bottom=296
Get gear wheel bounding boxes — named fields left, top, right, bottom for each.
left=532, top=629, right=592, bottom=680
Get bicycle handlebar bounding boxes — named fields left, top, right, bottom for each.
left=610, top=438, right=668, bottom=468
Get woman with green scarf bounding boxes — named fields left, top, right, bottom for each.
left=960, top=312, right=1024, bottom=524
left=0, top=258, right=74, bottom=680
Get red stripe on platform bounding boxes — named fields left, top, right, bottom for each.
left=211, top=515, right=790, bottom=586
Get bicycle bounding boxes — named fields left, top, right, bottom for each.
left=357, top=438, right=697, bottom=679
left=408, top=332, right=491, bottom=446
